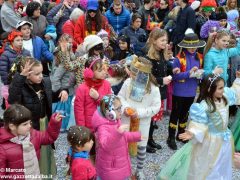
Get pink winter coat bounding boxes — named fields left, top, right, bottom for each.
left=92, top=110, right=141, bottom=180
left=71, top=158, right=96, bottom=180
left=0, top=113, right=61, bottom=180
left=74, top=80, right=111, bottom=132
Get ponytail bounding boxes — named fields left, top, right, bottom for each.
left=203, top=35, right=214, bottom=57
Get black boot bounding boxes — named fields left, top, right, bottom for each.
left=148, top=139, right=162, bottom=149
left=167, top=137, right=177, bottom=150
left=146, top=145, right=156, bottom=153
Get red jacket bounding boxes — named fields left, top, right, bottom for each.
left=74, top=80, right=111, bottom=132
left=71, top=158, right=96, bottom=180
left=74, top=14, right=110, bottom=44
left=62, top=19, right=78, bottom=52
left=0, top=113, right=61, bottom=180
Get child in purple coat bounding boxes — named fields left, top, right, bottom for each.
left=167, top=30, right=206, bottom=150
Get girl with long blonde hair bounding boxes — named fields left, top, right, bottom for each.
left=146, top=28, right=175, bottom=153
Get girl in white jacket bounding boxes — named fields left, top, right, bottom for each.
left=118, top=56, right=161, bottom=180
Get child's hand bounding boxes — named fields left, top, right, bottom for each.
left=236, top=71, right=240, bottom=78
left=55, top=113, right=65, bottom=122
left=124, top=108, right=138, bottom=118
left=119, top=59, right=126, bottom=65
left=44, top=34, right=52, bottom=40
left=234, top=152, right=240, bottom=169
left=190, top=66, right=198, bottom=74
left=213, top=66, right=223, bottom=75
left=163, top=76, right=171, bottom=85
left=20, top=60, right=34, bottom=76
left=117, top=124, right=129, bottom=133
left=178, top=130, right=193, bottom=141
left=89, top=88, right=99, bottom=100
left=59, top=40, right=68, bottom=53
left=173, top=67, right=180, bottom=74
left=59, top=90, right=68, bottom=102
left=141, top=136, right=147, bottom=141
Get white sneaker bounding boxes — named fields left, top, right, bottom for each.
left=135, top=171, right=146, bottom=180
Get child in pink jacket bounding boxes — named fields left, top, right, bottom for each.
left=92, top=95, right=141, bottom=180
left=74, top=56, right=112, bottom=132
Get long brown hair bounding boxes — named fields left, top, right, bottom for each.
left=197, top=74, right=227, bottom=112
left=147, top=28, right=169, bottom=60
left=85, top=10, right=103, bottom=33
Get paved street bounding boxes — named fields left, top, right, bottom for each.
left=54, top=115, right=240, bottom=180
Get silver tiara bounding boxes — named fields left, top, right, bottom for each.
left=208, top=73, right=220, bottom=91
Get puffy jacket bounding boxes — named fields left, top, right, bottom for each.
left=204, top=40, right=240, bottom=82
left=105, top=4, right=131, bottom=34
left=200, top=20, right=231, bottom=39
left=0, top=44, right=31, bottom=85
left=91, top=110, right=141, bottom=180
left=119, top=25, right=147, bottom=56
left=8, top=73, right=64, bottom=130
left=0, top=113, right=61, bottom=180
left=74, top=14, right=110, bottom=44
left=71, top=157, right=96, bottom=180
left=62, top=20, right=78, bottom=52
left=74, top=80, right=111, bottom=131
left=32, top=36, right=53, bottom=62
left=46, top=3, right=75, bottom=36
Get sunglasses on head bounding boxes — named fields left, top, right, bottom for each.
left=88, top=9, right=97, bottom=13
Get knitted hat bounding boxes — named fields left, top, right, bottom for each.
left=80, top=0, right=88, bottom=10
left=83, top=35, right=103, bottom=52
left=87, top=0, right=99, bottom=10
left=190, top=1, right=200, bottom=10
left=97, top=29, right=108, bottom=39
left=201, top=0, right=217, bottom=12
left=178, top=28, right=206, bottom=48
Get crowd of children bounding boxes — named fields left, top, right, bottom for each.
left=1, top=0, right=240, bottom=179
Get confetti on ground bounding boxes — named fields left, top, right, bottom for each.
left=54, top=115, right=240, bottom=180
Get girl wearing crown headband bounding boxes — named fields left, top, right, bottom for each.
left=158, top=72, right=240, bottom=179
left=167, top=29, right=206, bottom=150
left=91, top=94, right=141, bottom=180
left=118, top=56, right=161, bottom=179
left=204, top=29, right=240, bottom=83
left=66, top=125, right=96, bottom=180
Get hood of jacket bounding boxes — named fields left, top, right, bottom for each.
left=4, top=43, right=20, bottom=54
left=91, top=108, right=120, bottom=131
left=0, top=127, right=14, bottom=143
